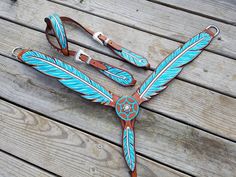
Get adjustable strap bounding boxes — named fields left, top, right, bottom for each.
left=73, top=49, right=136, bottom=86
left=74, top=49, right=106, bottom=70
left=45, top=14, right=150, bottom=69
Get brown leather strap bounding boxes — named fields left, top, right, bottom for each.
left=79, top=54, right=107, bottom=70
left=45, top=17, right=111, bottom=71
left=59, top=17, right=122, bottom=51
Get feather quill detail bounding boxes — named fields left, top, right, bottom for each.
left=20, top=50, right=114, bottom=105
left=123, top=126, right=136, bottom=171
left=135, top=31, right=213, bottom=102
left=47, top=13, right=67, bottom=49
left=99, top=64, right=135, bottom=86
left=113, top=48, right=149, bottom=68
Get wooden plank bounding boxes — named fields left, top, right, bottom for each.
left=1, top=15, right=236, bottom=141
left=0, top=151, right=55, bottom=177
left=151, top=0, right=236, bottom=25
left=0, top=0, right=236, bottom=98
left=50, top=0, right=236, bottom=59
left=0, top=27, right=236, bottom=177
left=1, top=89, right=236, bottom=177
left=0, top=99, right=188, bottom=177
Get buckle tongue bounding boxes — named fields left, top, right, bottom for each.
left=93, top=32, right=105, bottom=45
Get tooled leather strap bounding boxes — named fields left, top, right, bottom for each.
left=44, top=13, right=136, bottom=86
left=45, top=14, right=150, bottom=69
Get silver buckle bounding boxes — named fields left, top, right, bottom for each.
left=92, top=32, right=105, bottom=45
left=75, top=49, right=91, bottom=64
left=206, top=25, right=220, bottom=37
left=11, top=47, right=24, bottom=58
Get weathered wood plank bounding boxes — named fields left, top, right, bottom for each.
left=50, top=0, right=236, bottom=58
left=0, top=151, right=55, bottom=177
left=0, top=81, right=236, bottom=177
left=0, top=0, right=236, bottom=98
left=0, top=32, right=236, bottom=176
left=151, top=0, right=236, bottom=25
left=0, top=99, right=188, bottom=177
left=1, top=18, right=236, bottom=141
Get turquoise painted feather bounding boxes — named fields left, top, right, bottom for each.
left=137, top=31, right=212, bottom=101
left=113, top=48, right=149, bottom=68
left=123, top=127, right=135, bottom=171
left=21, top=50, right=113, bottom=105
left=47, top=13, right=67, bottom=49
left=99, top=64, right=134, bottom=86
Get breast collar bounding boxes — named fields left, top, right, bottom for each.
left=12, top=13, right=219, bottom=177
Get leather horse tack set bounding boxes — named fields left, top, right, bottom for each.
left=12, top=13, right=220, bottom=177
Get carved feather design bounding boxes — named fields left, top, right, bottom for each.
left=123, top=126, right=135, bottom=171
left=113, top=48, right=149, bottom=68
left=135, top=31, right=212, bottom=102
left=20, top=50, right=114, bottom=105
left=99, top=64, right=135, bottom=86
left=47, top=13, right=67, bottom=49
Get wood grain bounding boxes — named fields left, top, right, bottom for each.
left=0, top=99, right=188, bottom=177
left=50, top=0, right=236, bottom=59
left=0, top=0, right=236, bottom=98
left=0, top=18, right=236, bottom=141
left=0, top=151, right=55, bottom=177
left=151, top=0, right=236, bottom=25
left=0, top=1, right=236, bottom=176
left=0, top=41, right=236, bottom=176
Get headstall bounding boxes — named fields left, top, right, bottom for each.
left=44, top=14, right=150, bottom=86
left=12, top=13, right=220, bottom=177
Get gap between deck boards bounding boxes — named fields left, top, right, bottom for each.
left=147, top=0, right=236, bottom=26
left=0, top=149, right=60, bottom=177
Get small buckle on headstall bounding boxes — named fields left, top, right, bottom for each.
left=93, top=32, right=109, bottom=46
left=75, top=49, right=92, bottom=64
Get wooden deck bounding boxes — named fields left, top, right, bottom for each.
left=0, top=0, right=236, bottom=176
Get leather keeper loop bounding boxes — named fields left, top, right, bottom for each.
left=44, top=14, right=69, bottom=56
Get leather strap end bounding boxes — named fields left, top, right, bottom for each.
left=131, top=169, right=137, bottom=177
left=106, top=39, right=122, bottom=51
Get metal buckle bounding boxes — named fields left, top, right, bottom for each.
left=11, top=47, right=23, bottom=58
left=75, top=49, right=92, bottom=64
left=92, top=32, right=105, bottom=45
left=206, top=25, right=220, bottom=37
